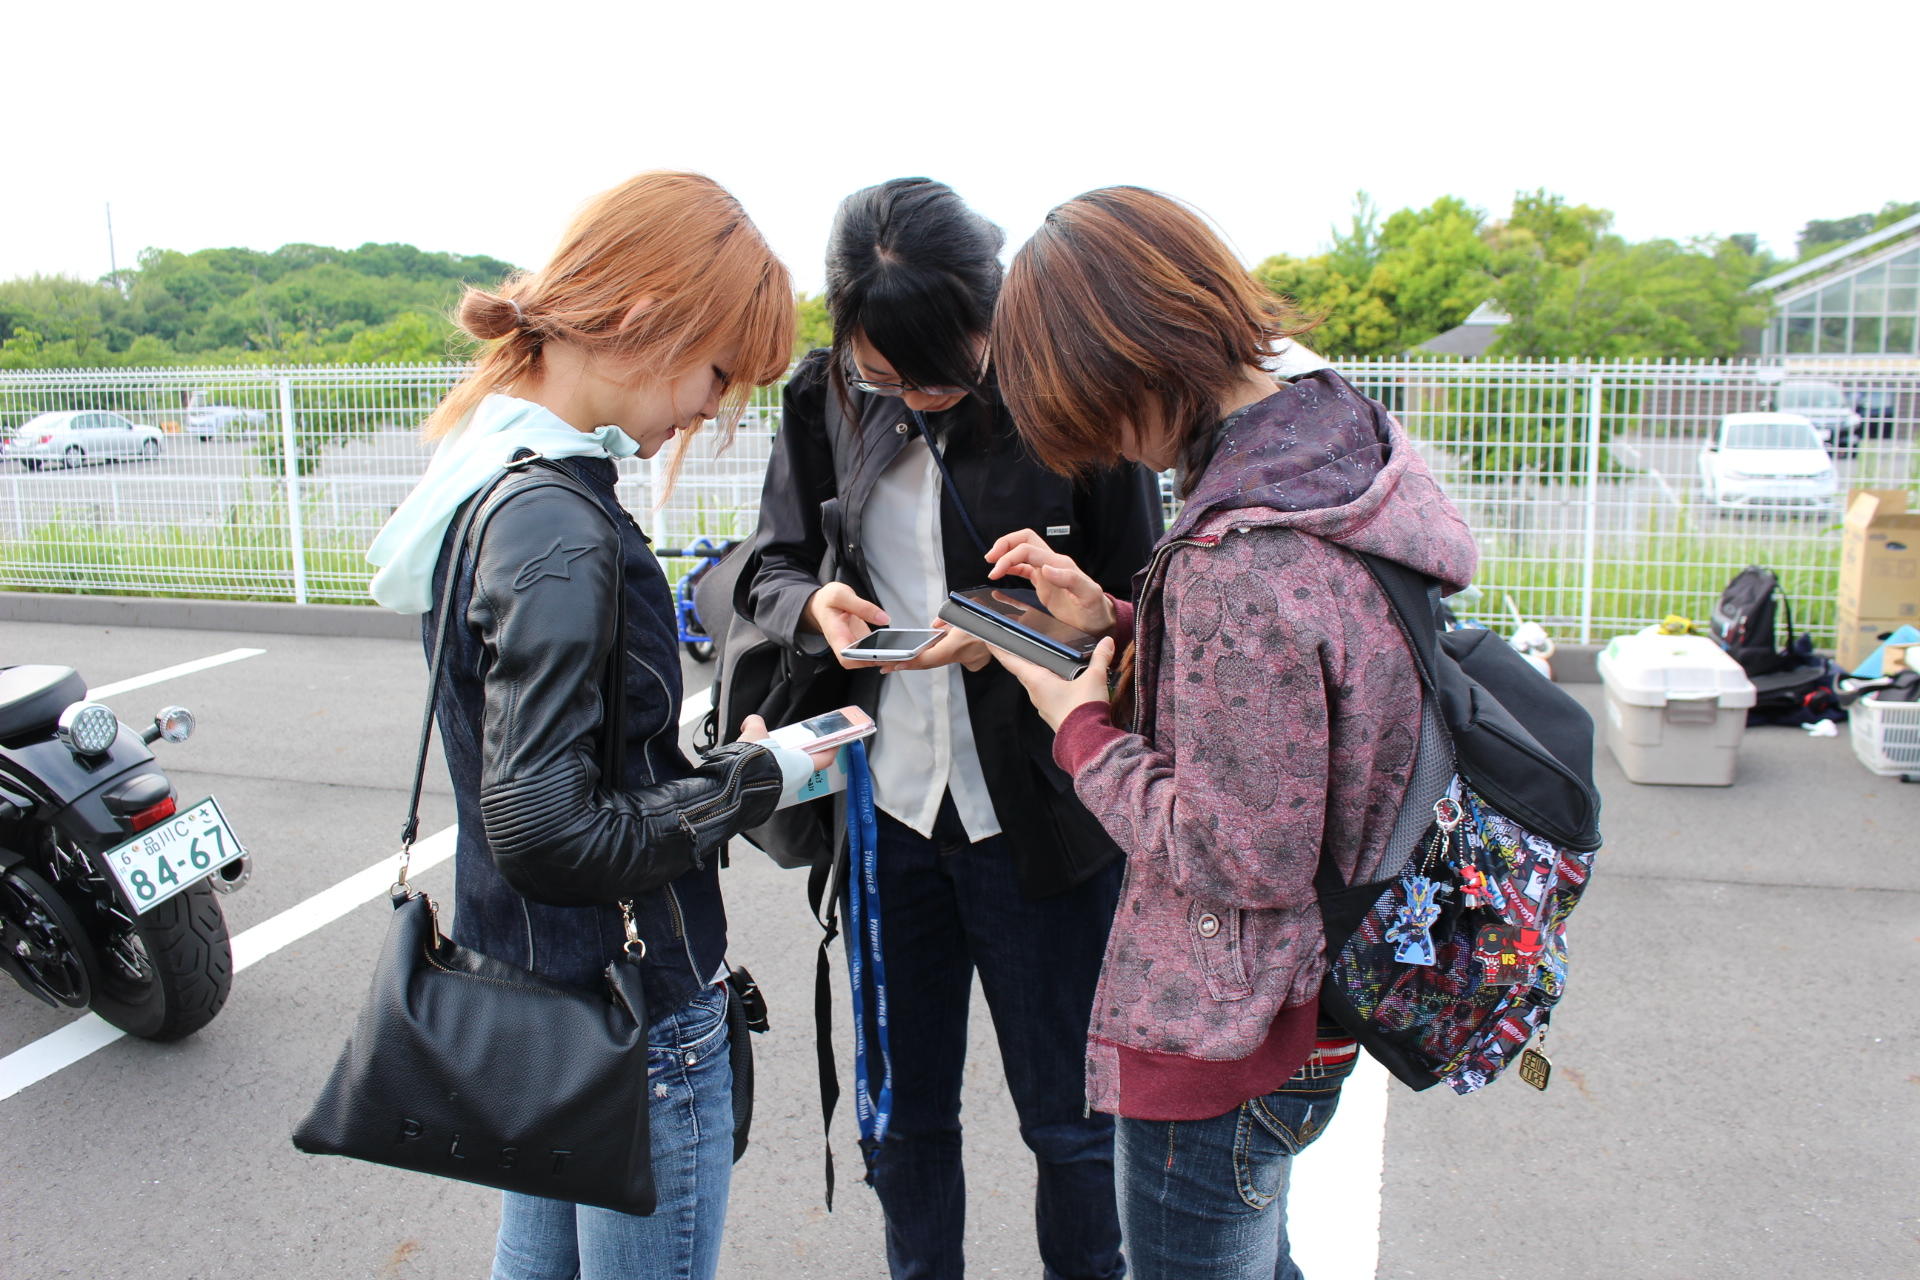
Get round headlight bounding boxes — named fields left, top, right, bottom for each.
left=57, top=702, right=121, bottom=756
left=154, top=705, right=195, bottom=743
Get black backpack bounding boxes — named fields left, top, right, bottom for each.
left=1709, top=566, right=1842, bottom=725
left=1711, top=566, right=1796, bottom=677
left=1314, top=556, right=1602, bottom=1094
left=692, top=540, right=846, bottom=870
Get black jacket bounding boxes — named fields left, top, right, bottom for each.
left=428, top=455, right=783, bottom=1014
left=744, top=350, right=1163, bottom=897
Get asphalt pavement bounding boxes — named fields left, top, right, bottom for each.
left=0, top=617, right=1913, bottom=1279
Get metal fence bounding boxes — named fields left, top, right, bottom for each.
left=2, top=358, right=1916, bottom=647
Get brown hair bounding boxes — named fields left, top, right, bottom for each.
left=425, top=171, right=794, bottom=472
left=993, top=186, right=1314, bottom=492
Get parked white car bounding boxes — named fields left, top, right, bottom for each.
left=2, top=410, right=165, bottom=470
left=186, top=404, right=271, bottom=439
left=1698, top=412, right=1838, bottom=515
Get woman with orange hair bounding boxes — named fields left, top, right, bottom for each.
left=367, top=171, right=821, bottom=1280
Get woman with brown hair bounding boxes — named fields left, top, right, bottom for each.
left=367, top=171, right=823, bottom=1280
left=983, top=187, right=1478, bottom=1278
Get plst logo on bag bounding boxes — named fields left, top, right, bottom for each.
left=395, top=1117, right=578, bottom=1175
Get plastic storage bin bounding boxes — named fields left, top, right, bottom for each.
left=1597, top=634, right=1756, bottom=786
left=1848, top=695, right=1920, bottom=781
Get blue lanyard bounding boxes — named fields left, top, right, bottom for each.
left=842, top=741, right=892, bottom=1173
left=909, top=409, right=989, bottom=557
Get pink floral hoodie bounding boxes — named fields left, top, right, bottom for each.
left=1052, top=369, right=1478, bottom=1118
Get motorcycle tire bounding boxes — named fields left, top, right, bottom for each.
left=90, top=882, right=233, bottom=1041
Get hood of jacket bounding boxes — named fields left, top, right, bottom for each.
left=1170, top=367, right=1477, bottom=592
left=366, top=394, right=641, bottom=614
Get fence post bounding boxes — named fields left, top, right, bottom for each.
left=278, top=376, right=309, bottom=605
left=1578, top=367, right=1603, bottom=645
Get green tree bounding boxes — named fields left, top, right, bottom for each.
left=342, top=312, right=453, bottom=363
left=1253, top=193, right=1490, bottom=356
left=793, top=292, right=832, bottom=358
left=1795, top=200, right=1919, bottom=260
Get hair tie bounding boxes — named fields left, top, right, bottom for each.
left=509, top=298, right=528, bottom=328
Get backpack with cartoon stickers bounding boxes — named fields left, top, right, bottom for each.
left=1314, top=557, right=1603, bottom=1094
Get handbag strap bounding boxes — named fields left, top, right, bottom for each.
left=393, top=455, right=640, bottom=955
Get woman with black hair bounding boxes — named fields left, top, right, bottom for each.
left=742, top=178, right=1162, bottom=1280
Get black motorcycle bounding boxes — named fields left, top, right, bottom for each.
left=1, top=664, right=249, bottom=1040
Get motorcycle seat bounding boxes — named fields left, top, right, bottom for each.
left=0, top=665, right=88, bottom=739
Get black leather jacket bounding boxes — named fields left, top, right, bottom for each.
left=744, top=350, right=1163, bottom=897
left=428, top=455, right=783, bottom=1012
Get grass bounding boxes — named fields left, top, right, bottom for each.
left=0, top=508, right=375, bottom=604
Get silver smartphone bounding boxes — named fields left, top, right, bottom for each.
left=840, top=628, right=943, bottom=662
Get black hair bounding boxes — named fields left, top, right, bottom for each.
left=825, top=178, right=1005, bottom=399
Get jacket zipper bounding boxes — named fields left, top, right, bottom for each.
left=674, top=749, right=760, bottom=868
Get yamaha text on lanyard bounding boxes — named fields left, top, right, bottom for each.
left=841, top=740, right=894, bottom=1178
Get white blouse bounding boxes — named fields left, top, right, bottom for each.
left=860, top=428, right=1001, bottom=843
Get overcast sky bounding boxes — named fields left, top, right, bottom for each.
left=6, top=0, right=1913, bottom=294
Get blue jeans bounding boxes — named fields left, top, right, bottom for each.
left=1114, top=1053, right=1355, bottom=1280
left=491, top=982, right=734, bottom=1280
left=865, top=803, right=1125, bottom=1280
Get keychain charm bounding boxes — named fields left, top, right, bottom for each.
left=1472, top=921, right=1528, bottom=985
left=1388, top=875, right=1448, bottom=965
left=1518, top=1043, right=1553, bottom=1091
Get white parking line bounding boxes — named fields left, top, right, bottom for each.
left=87, top=648, right=266, bottom=700
left=0, top=827, right=457, bottom=1103
left=1289, top=1054, right=1390, bottom=1278
left=680, top=687, right=711, bottom=728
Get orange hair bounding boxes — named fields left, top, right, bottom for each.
left=427, top=171, right=793, bottom=469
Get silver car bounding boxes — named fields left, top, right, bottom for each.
left=3, top=410, right=165, bottom=470
left=1773, top=381, right=1863, bottom=453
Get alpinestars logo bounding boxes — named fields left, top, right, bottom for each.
left=513, top=539, right=596, bottom=590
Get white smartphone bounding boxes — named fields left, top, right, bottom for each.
left=766, top=706, right=877, bottom=754
left=840, top=628, right=943, bottom=662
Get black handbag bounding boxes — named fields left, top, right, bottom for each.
left=293, top=463, right=660, bottom=1214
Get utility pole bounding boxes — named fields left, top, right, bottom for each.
left=106, top=202, right=122, bottom=293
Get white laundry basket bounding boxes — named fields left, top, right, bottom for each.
left=1848, top=695, right=1920, bottom=781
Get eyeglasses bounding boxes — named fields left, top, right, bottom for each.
left=842, top=352, right=969, bottom=399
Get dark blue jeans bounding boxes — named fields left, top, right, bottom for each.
left=866, top=802, right=1125, bottom=1280
left=1113, top=1054, right=1355, bottom=1280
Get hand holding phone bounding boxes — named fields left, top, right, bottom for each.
left=766, top=706, right=876, bottom=755
left=839, top=628, right=943, bottom=663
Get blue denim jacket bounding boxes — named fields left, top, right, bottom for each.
left=426, top=456, right=726, bottom=1018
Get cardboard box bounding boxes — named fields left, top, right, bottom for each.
left=1839, top=490, right=1920, bottom=621
left=1835, top=610, right=1914, bottom=673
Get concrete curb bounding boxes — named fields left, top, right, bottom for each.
left=0, top=591, right=418, bottom=640
left=3, top=589, right=1611, bottom=680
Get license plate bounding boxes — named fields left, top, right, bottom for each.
left=103, top=798, right=246, bottom=914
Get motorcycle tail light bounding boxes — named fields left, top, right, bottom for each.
left=56, top=702, right=120, bottom=756
left=129, top=796, right=177, bottom=832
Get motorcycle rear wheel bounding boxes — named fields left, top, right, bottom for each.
left=90, top=882, right=234, bottom=1041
